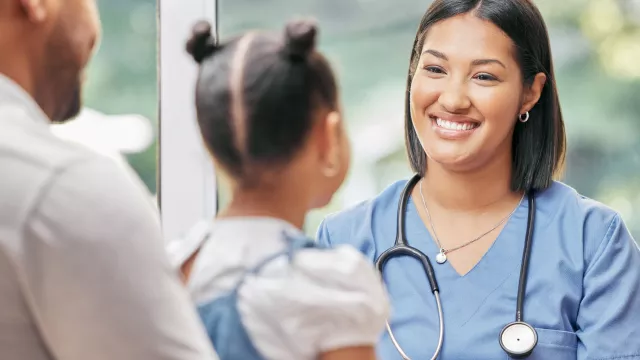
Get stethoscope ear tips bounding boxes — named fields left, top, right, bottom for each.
left=499, top=322, right=538, bottom=359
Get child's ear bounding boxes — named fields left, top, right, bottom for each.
left=19, top=0, right=48, bottom=23
left=317, top=111, right=342, bottom=178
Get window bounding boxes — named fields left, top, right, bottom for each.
left=151, top=0, right=640, bottom=240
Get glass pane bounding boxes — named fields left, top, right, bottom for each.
left=85, top=0, right=158, bottom=194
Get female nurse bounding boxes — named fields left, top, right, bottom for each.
left=316, top=0, right=640, bottom=359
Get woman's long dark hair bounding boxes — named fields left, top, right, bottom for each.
left=404, top=0, right=566, bottom=192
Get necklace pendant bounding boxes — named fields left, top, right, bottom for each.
left=435, top=250, right=447, bottom=264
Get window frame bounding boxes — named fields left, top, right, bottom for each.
left=157, top=0, right=218, bottom=241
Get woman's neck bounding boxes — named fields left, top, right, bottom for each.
left=422, top=155, right=519, bottom=213
left=218, top=182, right=310, bottom=230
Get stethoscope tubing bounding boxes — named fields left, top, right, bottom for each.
left=375, top=174, right=536, bottom=359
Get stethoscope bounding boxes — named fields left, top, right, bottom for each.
left=375, top=174, right=538, bottom=359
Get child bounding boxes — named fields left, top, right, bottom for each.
left=175, top=18, right=390, bottom=360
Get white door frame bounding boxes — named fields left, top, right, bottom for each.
left=157, top=0, right=218, bottom=241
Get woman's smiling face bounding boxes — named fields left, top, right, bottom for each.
left=410, top=12, right=544, bottom=173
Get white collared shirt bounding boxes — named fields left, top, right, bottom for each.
left=0, top=74, right=219, bottom=360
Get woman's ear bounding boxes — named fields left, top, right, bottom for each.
left=520, top=72, right=547, bottom=114
left=318, top=110, right=342, bottom=178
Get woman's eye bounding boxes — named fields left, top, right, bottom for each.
left=475, top=73, right=497, bottom=81
left=424, top=66, right=445, bottom=74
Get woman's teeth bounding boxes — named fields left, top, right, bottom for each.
left=435, top=118, right=477, bottom=131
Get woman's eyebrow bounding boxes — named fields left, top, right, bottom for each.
left=422, top=48, right=506, bottom=68
left=422, top=49, right=448, bottom=60
left=471, top=58, right=506, bottom=68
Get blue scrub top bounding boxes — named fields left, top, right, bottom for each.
left=317, top=179, right=640, bottom=360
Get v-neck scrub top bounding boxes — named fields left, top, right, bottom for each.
left=316, top=179, right=640, bottom=360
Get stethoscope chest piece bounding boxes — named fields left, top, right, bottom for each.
left=499, top=321, right=538, bottom=358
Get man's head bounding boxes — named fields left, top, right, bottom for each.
left=0, top=0, right=100, bottom=122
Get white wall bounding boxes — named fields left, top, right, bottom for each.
left=158, top=0, right=217, bottom=241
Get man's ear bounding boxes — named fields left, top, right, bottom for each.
left=19, top=0, right=48, bottom=22
left=520, top=72, right=547, bottom=114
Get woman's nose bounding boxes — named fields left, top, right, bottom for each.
left=438, top=81, right=471, bottom=113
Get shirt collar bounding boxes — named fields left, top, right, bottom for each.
left=0, top=73, right=50, bottom=124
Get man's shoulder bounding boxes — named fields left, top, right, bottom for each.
left=0, top=108, right=152, bottom=232
left=0, top=106, right=104, bottom=175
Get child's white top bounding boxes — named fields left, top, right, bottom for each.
left=168, top=217, right=390, bottom=360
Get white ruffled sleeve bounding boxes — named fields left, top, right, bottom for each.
left=237, top=245, right=390, bottom=360
left=165, top=220, right=211, bottom=270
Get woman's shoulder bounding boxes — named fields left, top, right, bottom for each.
left=316, top=178, right=407, bottom=255
left=325, top=178, right=407, bottom=223
left=538, top=181, right=633, bottom=265
left=539, top=181, right=620, bottom=227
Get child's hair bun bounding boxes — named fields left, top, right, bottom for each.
left=186, top=20, right=218, bottom=64
left=283, top=18, right=318, bottom=61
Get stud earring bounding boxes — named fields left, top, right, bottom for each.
left=519, top=111, right=530, bottom=123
